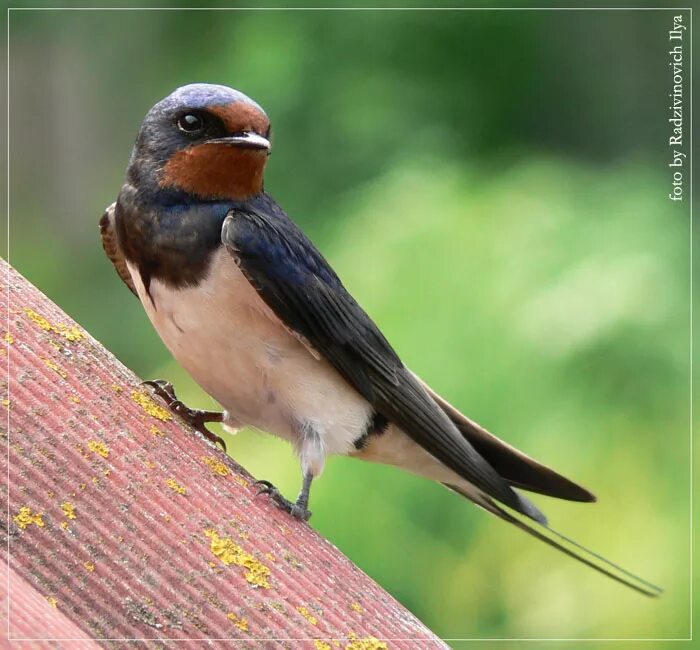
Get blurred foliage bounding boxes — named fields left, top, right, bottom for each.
left=7, top=5, right=692, bottom=644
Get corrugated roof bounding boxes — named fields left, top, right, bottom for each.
left=2, top=259, right=448, bottom=648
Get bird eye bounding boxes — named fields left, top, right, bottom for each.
left=177, top=112, right=205, bottom=134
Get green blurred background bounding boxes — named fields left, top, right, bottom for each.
left=6, top=4, right=693, bottom=645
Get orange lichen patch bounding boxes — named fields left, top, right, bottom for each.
left=23, top=308, right=84, bottom=342
left=131, top=390, right=172, bottom=422
left=202, top=455, right=230, bottom=476
left=315, top=642, right=332, bottom=650
left=205, top=529, right=271, bottom=589
left=226, top=612, right=249, bottom=632
left=166, top=478, right=187, bottom=495
left=150, top=425, right=165, bottom=437
left=43, top=358, right=67, bottom=378
left=345, top=633, right=388, bottom=650
left=296, top=605, right=318, bottom=626
left=61, top=502, right=77, bottom=520
left=350, top=602, right=364, bottom=614
left=5, top=332, right=14, bottom=344
left=13, top=506, right=45, bottom=530
left=47, top=596, right=58, bottom=608
left=84, top=561, right=95, bottom=572
left=88, top=440, right=110, bottom=458
left=233, top=475, right=250, bottom=488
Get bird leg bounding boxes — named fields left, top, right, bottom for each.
left=254, top=472, right=314, bottom=521
left=141, top=379, right=226, bottom=451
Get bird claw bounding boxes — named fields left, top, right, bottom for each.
left=141, top=379, right=227, bottom=452
left=253, top=480, right=312, bottom=521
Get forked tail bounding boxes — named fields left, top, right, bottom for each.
left=445, top=483, right=663, bottom=598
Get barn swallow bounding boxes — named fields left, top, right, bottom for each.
left=101, top=83, right=660, bottom=597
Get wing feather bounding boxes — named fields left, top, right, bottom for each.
left=221, top=203, right=545, bottom=524
left=99, top=203, right=137, bottom=296
left=416, top=374, right=595, bottom=502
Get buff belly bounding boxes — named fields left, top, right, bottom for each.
left=126, top=247, right=373, bottom=475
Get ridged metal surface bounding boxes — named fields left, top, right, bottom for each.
left=1, top=558, right=98, bottom=647
left=1, top=259, right=448, bottom=649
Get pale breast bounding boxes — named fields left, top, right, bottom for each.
left=127, top=248, right=372, bottom=457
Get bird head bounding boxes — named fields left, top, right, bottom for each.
left=128, top=83, right=271, bottom=202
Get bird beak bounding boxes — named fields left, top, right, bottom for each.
left=207, top=132, right=271, bottom=152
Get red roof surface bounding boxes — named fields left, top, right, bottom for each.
left=1, top=259, right=447, bottom=648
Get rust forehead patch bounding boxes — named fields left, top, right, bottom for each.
left=210, top=102, right=269, bottom=135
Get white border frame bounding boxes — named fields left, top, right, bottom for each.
left=4, top=5, right=693, bottom=644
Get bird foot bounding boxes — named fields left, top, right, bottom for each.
left=141, top=379, right=227, bottom=452
left=253, top=480, right=312, bottom=521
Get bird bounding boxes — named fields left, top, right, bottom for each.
left=101, top=83, right=660, bottom=597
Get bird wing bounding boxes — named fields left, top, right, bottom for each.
left=221, top=203, right=545, bottom=524
left=414, top=373, right=596, bottom=502
left=99, top=203, right=137, bottom=296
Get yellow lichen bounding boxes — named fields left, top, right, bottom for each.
left=205, top=529, right=271, bottom=589
left=315, top=642, right=332, bottom=650
left=13, top=506, right=45, bottom=530
left=265, top=552, right=276, bottom=563
left=345, top=634, right=387, bottom=650
left=2, top=399, right=10, bottom=410
left=233, top=475, right=250, bottom=488
left=166, top=478, right=187, bottom=495
left=88, top=440, right=110, bottom=458
left=61, top=502, right=77, bottom=520
left=150, top=425, right=164, bottom=436
left=23, top=309, right=84, bottom=342
left=202, top=456, right=230, bottom=476
left=226, top=612, right=249, bottom=632
left=47, top=491, right=55, bottom=498
left=131, top=390, right=172, bottom=421
left=350, top=602, right=364, bottom=614
left=84, top=561, right=95, bottom=572
left=4, top=332, right=14, bottom=344
left=55, top=324, right=84, bottom=342
left=47, top=596, right=58, bottom=608
left=110, top=384, right=124, bottom=393
left=24, top=308, right=53, bottom=331
left=68, top=395, right=81, bottom=404
left=43, top=358, right=67, bottom=378
left=296, top=606, right=318, bottom=626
